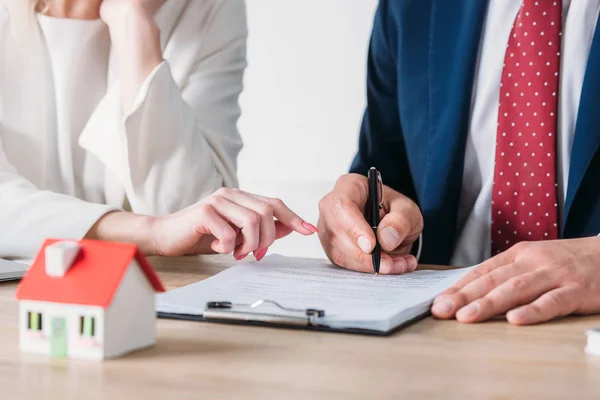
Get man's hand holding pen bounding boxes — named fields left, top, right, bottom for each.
left=317, top=173, right=424, bottom=275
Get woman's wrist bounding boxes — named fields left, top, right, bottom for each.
left=86, top=211, right=158, bottom=255
left=101, top=1, right=164, bottom=112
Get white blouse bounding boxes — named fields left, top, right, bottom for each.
left=0, top=1, right=247, bottom=258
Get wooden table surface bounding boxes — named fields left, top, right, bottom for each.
left=1, top=255, right=600, bottom=400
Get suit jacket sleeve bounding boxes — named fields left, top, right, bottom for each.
left=79, top=1, right=247, bottom=216
left=350, top=0, right=417, bottom=202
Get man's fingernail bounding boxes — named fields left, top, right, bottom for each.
left=408, top=257, right=418, bottom=271
left=432, top=299, right=454, bottom=316
left=302, top=222, right=319, bottom=233
left=507, top=308, right=526, bottom=323
left=357, top=236, right=372, bottom=253
left=393, top=259, right=407, bottom=274
left=458, top=302, right=480, bottom=319
left=380, top=258, right=392, bottom=274
left=380, top=227, right=401, bottom=249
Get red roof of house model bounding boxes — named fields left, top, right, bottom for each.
left=16, top=239, right=165, bottom=308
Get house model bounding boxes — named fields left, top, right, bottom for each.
left=15, top=239, right=165, bottom=361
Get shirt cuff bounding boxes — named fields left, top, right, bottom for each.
left=412, top=233, right=423, bottom=262
left=78, top=61, right=172, bottom=208
left=126, top=60, right=168, bottom=119
left=67, top=204, right=120, bottom=241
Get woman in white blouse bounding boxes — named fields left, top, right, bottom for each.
left=0, top=0, right=318, bottom=260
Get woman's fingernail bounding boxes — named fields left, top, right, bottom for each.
left=255, top=248, right=268, bottom=261
left=432, top=299, right=454, bottom=316
left=458, top=302, right=481, bottom=320
left=379, top=258, right=392, bottom=274
left=302, top=222, right=319, bottom=233
left=235, top=253, right=248, bottom=261
left=380, top=227, right=401, bottom=249
left=357, top=236, right=372, bottom=253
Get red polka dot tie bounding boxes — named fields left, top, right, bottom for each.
left=492, top=0, right=562, bottom=255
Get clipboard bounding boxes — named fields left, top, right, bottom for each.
left=154, top=255, right=473, bottom=336
left=157, top=298, right=432, bottom=336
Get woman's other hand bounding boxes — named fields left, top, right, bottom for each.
left=100, top=0, right=165, bottom=23
left=99, top=0, right=166, bottom=112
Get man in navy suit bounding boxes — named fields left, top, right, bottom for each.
left=318, top=0, right=600, bottom=325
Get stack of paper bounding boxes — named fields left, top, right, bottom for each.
left=156, top=255, right=473, bottom=333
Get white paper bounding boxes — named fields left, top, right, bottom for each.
left=156, top=255, right=474, bottom=332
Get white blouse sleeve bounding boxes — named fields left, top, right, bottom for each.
left=0, top=138, right=117, bottom=258
left=79, top=1, right=247, bottom=216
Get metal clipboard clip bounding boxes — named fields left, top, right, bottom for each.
left=205, top=300, right=326, bottom=327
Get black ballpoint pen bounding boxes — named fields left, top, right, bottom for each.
left=367, top=167, right=382, bottom=275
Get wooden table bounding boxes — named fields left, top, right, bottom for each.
left=1, top=255, right=600, bottom=399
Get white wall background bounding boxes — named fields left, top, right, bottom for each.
left=237, top=0, right=378, bottom=258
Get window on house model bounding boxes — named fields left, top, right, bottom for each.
left=27, top=312, right=43, bottom=332
left=79, top=316, right=96, bottom=337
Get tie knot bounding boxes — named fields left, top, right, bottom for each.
left=522, top=0, right=562, bottom=13
left=516, top=0, right=562, bottom=36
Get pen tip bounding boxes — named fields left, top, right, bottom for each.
left=375, top=272, right=379, bottom=276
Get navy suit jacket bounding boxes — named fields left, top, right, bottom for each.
left=350, top=0, right=600, bottom=265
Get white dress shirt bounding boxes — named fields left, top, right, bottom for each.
left=451, top=0, right=600, bottom=266
left=0, top=0, right=247, bottom=258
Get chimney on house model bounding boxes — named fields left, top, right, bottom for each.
left=45, top=241, right=80, bottom=277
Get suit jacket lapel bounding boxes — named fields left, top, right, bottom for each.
left=421, top=0, right=488, bottom=263
left=563, top=11, right=600, bottom=234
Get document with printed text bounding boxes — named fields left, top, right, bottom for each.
left=156, top=255, right=474, bottom=333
